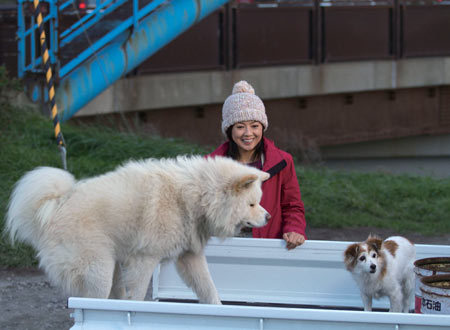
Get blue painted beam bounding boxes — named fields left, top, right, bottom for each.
left=59, top=0, right=166, bottom=78
left=56, top=0, right=229, bottom=121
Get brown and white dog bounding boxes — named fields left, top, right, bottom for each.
left=344, top=235, right=416, bottom=313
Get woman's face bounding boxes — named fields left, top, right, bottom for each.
left=231, top=121, right=263, bottom=154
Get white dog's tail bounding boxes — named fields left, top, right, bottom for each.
left=5, top=167, right=76, bottom=249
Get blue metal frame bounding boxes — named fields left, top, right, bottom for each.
left=17, top=0, right=58, bottom=78
left=17, top=0, right=229, bottom=119
left=57, top=0, right=229, bottom=121
left=59, top=0, right=167, bottom=77
left=17, top=0, right=170, bottom=79
left=58, top=0, right=126, bottom=46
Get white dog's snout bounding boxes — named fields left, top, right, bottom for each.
left=261, top=206, right=271, bottom=226
left=246, top=208, right=270, bottom=228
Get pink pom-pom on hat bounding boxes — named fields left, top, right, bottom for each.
left=232, top=80, right=255, bottom=95
left=221, top=80, right=268, bottom=135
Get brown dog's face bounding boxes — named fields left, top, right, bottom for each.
left=344, top=236, right=384, bottom=275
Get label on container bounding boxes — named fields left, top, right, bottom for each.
left=421, top=290, right=450, bottom=314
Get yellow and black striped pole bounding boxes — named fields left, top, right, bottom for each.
left=34, top=0, right=67, bottom=170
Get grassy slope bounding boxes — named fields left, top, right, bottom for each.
left=1, top=102, right=449, bottom=267
left=299, top=167, right=450, bottom=235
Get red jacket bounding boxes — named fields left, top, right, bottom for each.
left=209, top=137, right=307, bottom=239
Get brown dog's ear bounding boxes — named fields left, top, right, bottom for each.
left=344, top=243, right=360, bottom=270
left=344, top=243, right=359, bottom=259
left=366, top=235, right=382, bottom=252
left=231, top=174, right=258, bottom=194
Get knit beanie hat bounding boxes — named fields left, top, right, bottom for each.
left=221, top=80, right=268, bottom=135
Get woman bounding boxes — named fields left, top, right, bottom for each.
left=209, top=80, right=307, bottom=249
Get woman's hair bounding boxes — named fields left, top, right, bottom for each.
left=226, top=125, right=265, bottom=162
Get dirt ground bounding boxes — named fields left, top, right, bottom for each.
left=1, top=226, right=449, bottom=330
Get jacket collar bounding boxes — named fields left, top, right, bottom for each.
left=261, top=137, right=284, bottom=172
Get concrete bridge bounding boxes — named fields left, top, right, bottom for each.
left=1, top=0, right=450, bottom=176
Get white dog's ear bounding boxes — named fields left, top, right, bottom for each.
left=231, top=174, right=258, bottom=194
left=260, top=172, right=270, bottom=182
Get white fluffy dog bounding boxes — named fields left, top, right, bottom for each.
left=5, top=156, right=270, bottom=304
left=344, top=235, right=416, bottom=313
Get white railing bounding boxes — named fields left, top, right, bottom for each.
left=69, top=297, right=450, bottom=330
left=68, top=238, right=450, bottom=329
left=152, top=237, right=450, bottom=309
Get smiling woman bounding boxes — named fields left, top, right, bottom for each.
left=208, top=80, right=307, bottom=250
left=230, top=121, right=264, bottom=164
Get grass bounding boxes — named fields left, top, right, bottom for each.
left=299, top=167, right=450, bottom=236
left=1, top=68, right=450, bottom=267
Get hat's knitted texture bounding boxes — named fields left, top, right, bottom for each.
left=221, top=80, right=268, bottom=135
